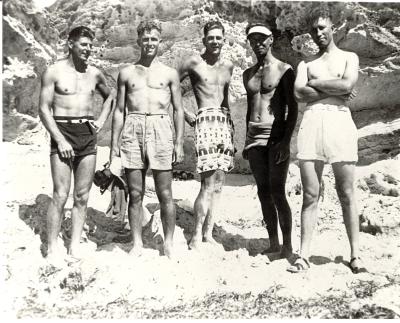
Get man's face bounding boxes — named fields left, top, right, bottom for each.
left=203, top=28, right=225, bottom=55
left=248, top=32, right=272, bottom=57
left=69, top=36, right=93, bottom=63
left=138, top=29, right=161, bottom=58
left=310, top=17, right=333, bottom=48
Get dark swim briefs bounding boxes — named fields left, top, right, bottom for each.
left=50, top=116, right=97, bottom=157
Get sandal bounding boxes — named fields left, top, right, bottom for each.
left=349, top=257, right=368, bottom=274
left=287, top=257, right=310, bottom=273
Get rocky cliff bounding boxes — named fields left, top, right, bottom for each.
left=3, top=0, right=400, bottom=170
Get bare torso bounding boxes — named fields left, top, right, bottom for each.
left=244, top=60, right=291, bottom=123
left=186, top=57, right=232, bottom=109
left=306, top=49, right=349, bottom=106
left=122, top=62, right=174, bottom=113
left=51, top=59, right=99, bottom=116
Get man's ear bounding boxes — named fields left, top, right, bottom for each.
left=202, top=37, right=206, bottom=46
left=67, top=39, right=73, bottom=50
left=137, top=38, right=141, bottom=47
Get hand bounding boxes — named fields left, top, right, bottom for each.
left=172, top=144, right=184, bottom=165
left=89, top=120, right=103, bottom=133
left=109, top=148, right=120, bottom=165
left=185, top=112, right=196, bottom=127
left=57, top=139, right=75, bottom=160
left=273, top=140, right=290, bottom=164
left=340, top=88, right=358, bottom=101
left=242, top=149, right=248, bottom=160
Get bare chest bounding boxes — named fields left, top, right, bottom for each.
left=55, top=71, right=97, bottom=95
left=247, top=67, right=283, bottom=95
left=127, top=69, right=170, bottom=92
left=307, top=54, right=347, bottom=80
left=191, top=64, right=230, bottom=86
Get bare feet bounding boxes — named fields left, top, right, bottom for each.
left=163, top=241, right=174, bottom=259
left=188, top=234, right=202, bottom=250
left=202, top=235, right=218, bottom=245
left=280, top=245, right=293, bottom=259
left=45, top=252, right=66, bottom=268
left=129, top=244, right=143, bottom=257
left=261, top=245, right=281, bottom=255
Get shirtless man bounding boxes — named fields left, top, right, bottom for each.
left=288, top=7, right=366, bottom=273
left=179, top=20, right=235, bottom=250
left=109, top=20, right=184, bottom=258
left=39, top=26, right=114, bottom=263
left=243, top=23, right=298, bottom=258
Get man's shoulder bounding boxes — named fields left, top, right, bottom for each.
left=220, top=59, right=233, bottom=69
left=185, top=55, right=202, bottom=67
left=338, top=49, right=359, bottom=60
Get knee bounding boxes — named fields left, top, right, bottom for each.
left=336, top=184, right=354, bottom=205
left=214, top=181, right=224, bottom=194
left=52, top=190, right=69, bottom=207
left=73, top=189, right=90, bottom=208
left=157, top=188, right=173, bottom=204
left=272, top=191, right=288, bottom=204
left=200, top=184, right=215, bottom=199
left=256, top=182, right=271, bottom=198
left=303, top=189, right=319, bottom=207
left=128, top=189, right=143, bottom=205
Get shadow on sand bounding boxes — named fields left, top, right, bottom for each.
left=19, top=194, right=272, bottom=258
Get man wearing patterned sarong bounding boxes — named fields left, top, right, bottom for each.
left=180, top=20, right=235, bottom=250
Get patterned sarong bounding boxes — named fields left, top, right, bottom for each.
left=194, top=107, right=235, bottom=173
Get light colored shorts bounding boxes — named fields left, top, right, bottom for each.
left=297, top=104, right=358, bottom=163
left=195, top=107, right=235, bottom=173
left=120, top=112, right=174, bottom=170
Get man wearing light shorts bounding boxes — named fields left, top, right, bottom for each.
left=109, top=20, right=184, bottom=258
left=179, top=20, right=234, bottom=250
left=288, top=6, right=367, bottom=274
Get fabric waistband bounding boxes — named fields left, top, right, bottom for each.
left=248, top=121, right=273, bottom=129
left=197, top=106, right=230, bottom=115
left=127, top=111, right=169, bottom=116
left=305, top=104, right=350, bottom=112
left=54, top=116, right=94, bottom=123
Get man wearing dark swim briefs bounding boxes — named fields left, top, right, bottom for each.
left=39, top=26, right=115, bottom=264
left=243, top=23, right=298, bottom=259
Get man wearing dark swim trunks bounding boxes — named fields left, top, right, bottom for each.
left=39, top=26, right=115, bottom=264
left=243, top=23, right=298, bottom=258
left=179, top=20, right=235, bottom=250
left=109, top=20, right=184, bottom=258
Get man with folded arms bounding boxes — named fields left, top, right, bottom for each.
left=288, top=6, right=366, bottom=274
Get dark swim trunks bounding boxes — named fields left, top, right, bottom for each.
left=50, top=116, right=97, bottom=157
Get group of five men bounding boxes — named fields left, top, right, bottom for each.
left=39, top=6, right=366, bottom=274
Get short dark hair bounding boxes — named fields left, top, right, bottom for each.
left=68, top=26, right=95, bottom=41
left=306, top=5, right=333, bottom=26
left=245, top=22, right=272, bottom=35
left=203, top=20, right=225, bottom=36
left=137, top=20, right=162, bottom=36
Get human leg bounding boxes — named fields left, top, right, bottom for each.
left=248, top=146, right=280, bottom=252
left=153, top=169, right=175, bottom=258
left=125, top=168, right=146, bottom=255
left=268, top=148, right=292, bottom=257
left=299, top=160, right=324, bottom=259
left=47, top=154, right=72, bottom=259
left=189, top=170, right=216, bottom=250
left=68, top=154, right=96, bottom=257
left=332, top=162, right=365, bottom=272
left=202, top=169, right=225, bottom=244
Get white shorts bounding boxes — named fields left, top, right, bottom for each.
left=297, top=104, right=358, bottom=163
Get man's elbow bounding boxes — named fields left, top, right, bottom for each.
left=294, top=90, right=307, bottom=103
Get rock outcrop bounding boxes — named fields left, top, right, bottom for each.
left=2, top=0, right=400, bottom=170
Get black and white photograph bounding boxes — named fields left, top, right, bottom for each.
left=1, top=0, right=400, bottom=319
